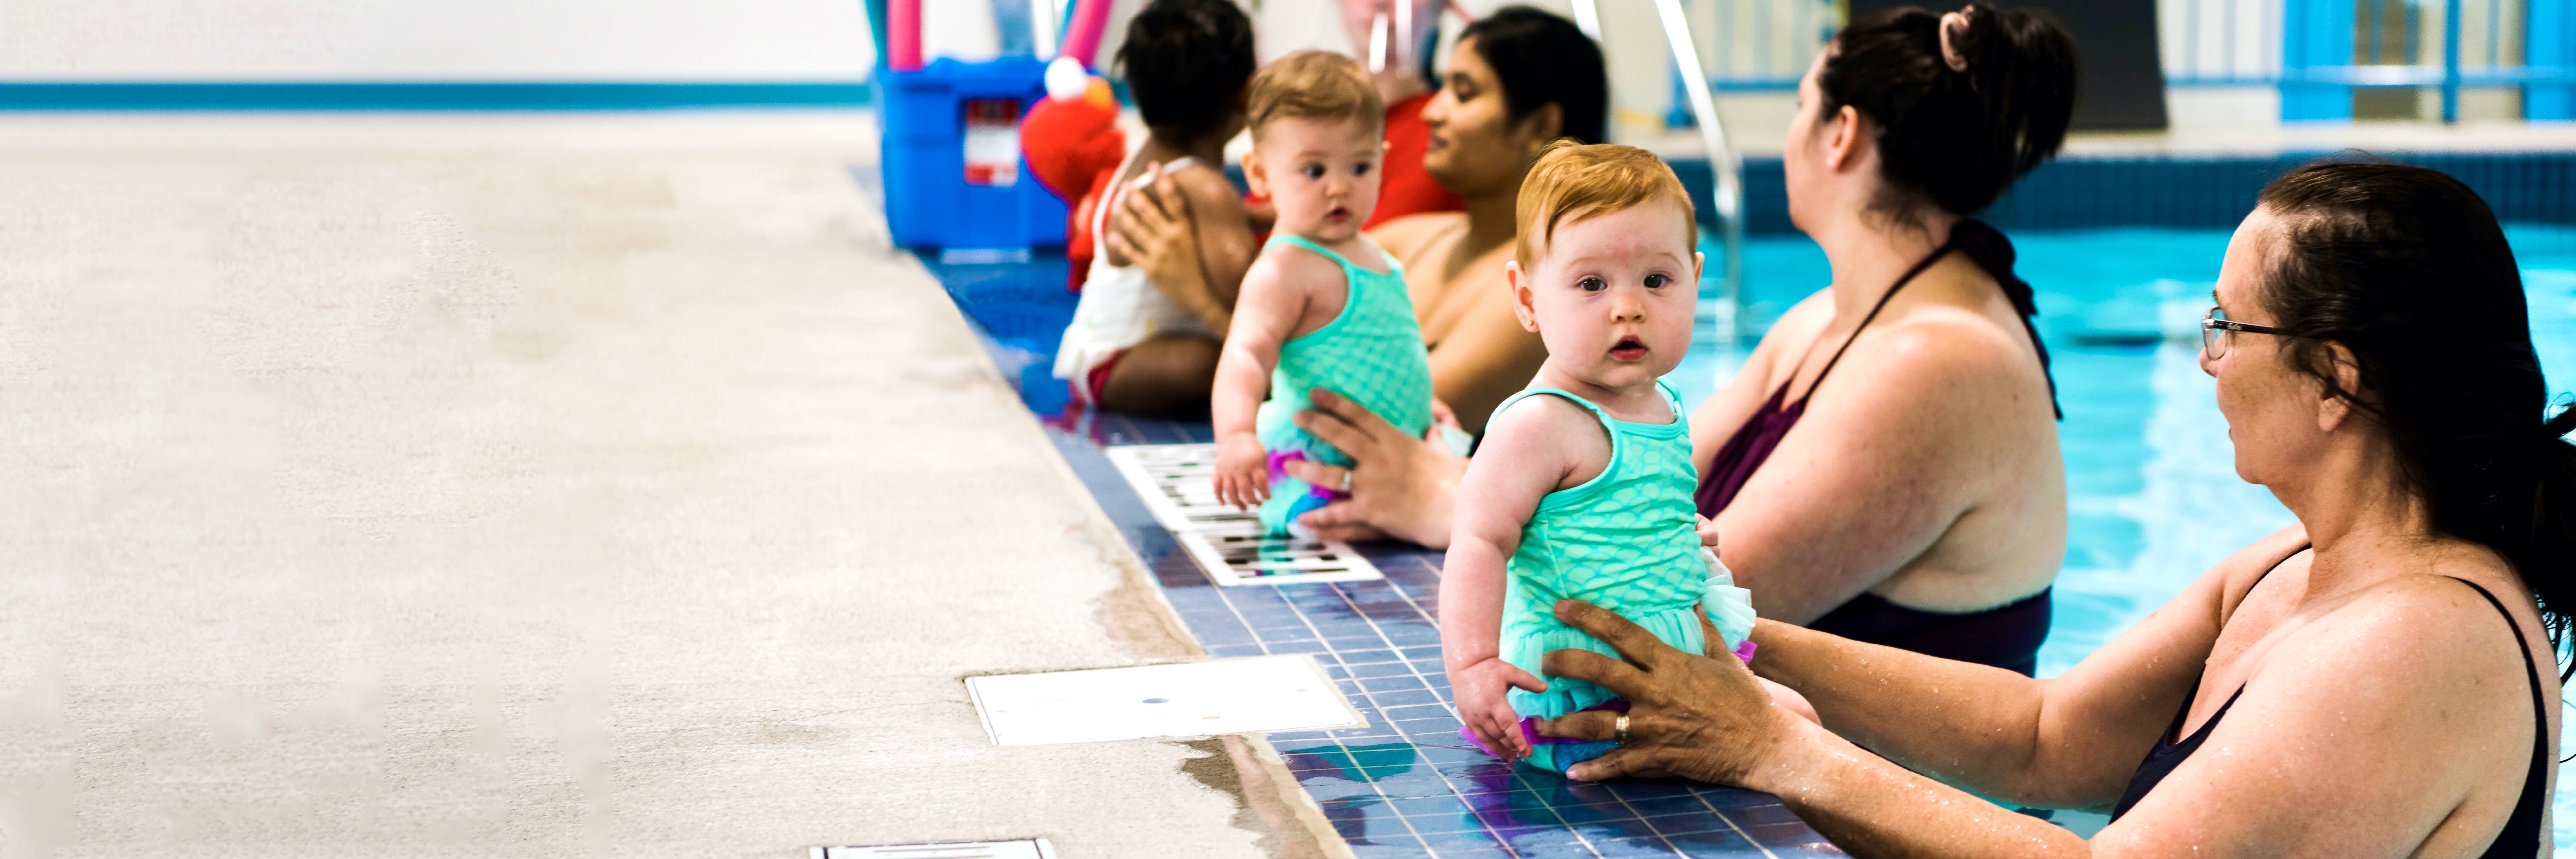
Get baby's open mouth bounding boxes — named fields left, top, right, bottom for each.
left=1326, top=206, right=1351, bottom=222
left=1609, top=336, right=1648, bottom=361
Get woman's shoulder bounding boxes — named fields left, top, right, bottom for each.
left=1368, top=212, right=1468, bottom=261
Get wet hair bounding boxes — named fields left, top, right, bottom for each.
left=1515, top=141, right=1695, bottom=269
left=1246, top=50, right=1386, bottom=142
left=1819, top=2, right=2077, bottom=222
left=1115, top=0, right=1256, bottom=141
left=1456, top=6, right=1607, bottom=145
left=2254, top=159, right=2576, bottom=671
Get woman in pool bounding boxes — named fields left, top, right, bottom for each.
left=1536, top=160, right=2562, bottom=856
left=1279, top=3, right=2080, bottom=675
left=1111, top=5, right=1606, bottom=435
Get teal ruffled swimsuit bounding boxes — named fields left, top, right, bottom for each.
left=1486, top=381, right=1758, bottom=773
left=1254, top=235, right=1433, bottom=535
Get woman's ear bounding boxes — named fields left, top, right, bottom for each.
left=1505, top=260, right=1541, bottom=333
left=1825, top=105, right=1863, bottom=173
left=1519, top=102, right=1565, bottom=154
left=1242, top=150, right=1270, bottom=199
left=2317, top=341, right=2363, bottom=433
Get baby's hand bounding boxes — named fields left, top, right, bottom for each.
left=1695, top=514, right=1721, bottom=550
left=1448, top=657, right=1547, bottom=761
left=1213, top=433, right=1270, bottom=511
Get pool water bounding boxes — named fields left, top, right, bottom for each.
left=927, top=224, right=2576, bottom=851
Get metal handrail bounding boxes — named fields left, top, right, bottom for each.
left=1652, top=0, right=1747, bottom=347
left=1569, top=0, right=1748, bottom=347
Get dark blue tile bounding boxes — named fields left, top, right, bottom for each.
left=1591, top=834, right=1689, bottom=858
left=1346, top=660, right=1417, bottom=678
left=1415, top=828, right=1516, bottom=852
left=1357, top=675, right=1431, bottom=693
left=1663, top=827, right=1767, bottom=856
left=1372, top=688, right=1442, bottom=707
left=1623, top=794, right=1712, bottom=818
left=1636, top=811, right=1730, bottom=836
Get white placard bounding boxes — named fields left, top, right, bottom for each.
left=816, top=840, right=1055, bottom=859
left=967, top=655, right=1363, bottom=746
left=1103, top=443, right=1386, bottom=586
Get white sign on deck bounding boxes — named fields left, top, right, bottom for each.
left=967, top=655, right=1364, bottom=746
left=814, top=839, right=1055, bottom=859
left=1103, top=443, right=1386, bottom=586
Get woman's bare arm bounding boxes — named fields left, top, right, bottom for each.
left=1539, top=553, right=2525, bottom=856
left=1747, top=530, right=2309, bottom=807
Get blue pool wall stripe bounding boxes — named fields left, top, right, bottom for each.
left=0, top=82, right=875, bottom=111
left=1663, top=151, right=2576, bottom=236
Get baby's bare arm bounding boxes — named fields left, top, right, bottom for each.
left=1439, top=395, right=1608, bottom=667
left=1211, top=253, right=1310, bottom=444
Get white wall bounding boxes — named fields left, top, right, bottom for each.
left=0, top=0, right=876, bottom=80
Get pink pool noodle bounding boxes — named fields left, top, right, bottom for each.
left=1061, top=0, right=1114, bottom=69
left=886, top=0, right=923, bottom=71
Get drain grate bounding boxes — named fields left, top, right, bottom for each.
left=812, top=840, right=1054, bottom=859
left=1104, top=443, right=1385, bottom=586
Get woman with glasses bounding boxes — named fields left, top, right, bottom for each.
left=1529, top=159, right=2561, bottom=856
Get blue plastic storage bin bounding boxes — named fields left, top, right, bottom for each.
left=877, top=56, right=1069, bottom=252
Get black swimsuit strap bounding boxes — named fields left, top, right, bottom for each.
left=2443, top=576, right=2552, bottom=858
left=1786, top=233, right=1959, bottom=407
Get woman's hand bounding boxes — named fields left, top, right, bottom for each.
left=1448, top=656, right=1546, bottom=762
left=1534, top=599, right=1799, bottom=786
left=1283, top=389, right=1467, bottom=547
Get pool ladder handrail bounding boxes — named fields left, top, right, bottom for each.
left=1571, top=0, right=1747, bottom=347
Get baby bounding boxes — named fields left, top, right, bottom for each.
left=1441, top=143, right=1805, bottom=773
left=1210, top=51, right=1433, bottom=535
left=1054, top=0, right=1259, bottom=414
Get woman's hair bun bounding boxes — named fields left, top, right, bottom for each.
left=1820, top=3, right=2078, bottom=220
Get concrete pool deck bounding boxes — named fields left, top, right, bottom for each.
left=0, top=113, right=1341, bottom=856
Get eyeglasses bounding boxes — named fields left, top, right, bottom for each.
left=2201, top=307, right=2285, bottom=360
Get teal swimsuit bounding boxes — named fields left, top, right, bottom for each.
left=1254, top=235, right=1433, bottom=535
left=1490, top=381, right=1757, bottom=773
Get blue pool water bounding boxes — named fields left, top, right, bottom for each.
left=927, top=224, right=2576, bottom=853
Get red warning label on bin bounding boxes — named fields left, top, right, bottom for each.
left=963, top=98, right=1022, bottom=187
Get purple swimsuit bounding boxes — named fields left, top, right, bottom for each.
left=1694, top=219, right=2061, bottom=675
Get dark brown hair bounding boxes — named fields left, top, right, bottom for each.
left=1456, top=6, right=1606, bottom=146
left=2257, top=159, right=2576, bottom=670
left=1818, top=3, right=2078, bottom=222
left=1115, top=0, right=1256, bottom=140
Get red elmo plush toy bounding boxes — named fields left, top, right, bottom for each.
left=1019, top=57, right=1126, bottom=292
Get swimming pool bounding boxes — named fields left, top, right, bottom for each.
left=928, top=223, right=2576, bottom=853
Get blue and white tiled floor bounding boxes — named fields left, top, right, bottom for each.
left=1043, top=416, right=1839, bottom=859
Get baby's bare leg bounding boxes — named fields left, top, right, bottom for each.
left=1097, top=333, right=1222, bottom=418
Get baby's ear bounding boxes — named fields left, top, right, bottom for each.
left=1504, top=261, right=1540, bottom=334
left=1694, top=250, right=1706, bottom=281
left=1240, top=150, right=1268, bottom=197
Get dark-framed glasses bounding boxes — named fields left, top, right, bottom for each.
left=2201, top=307, right=2285, bottom=359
